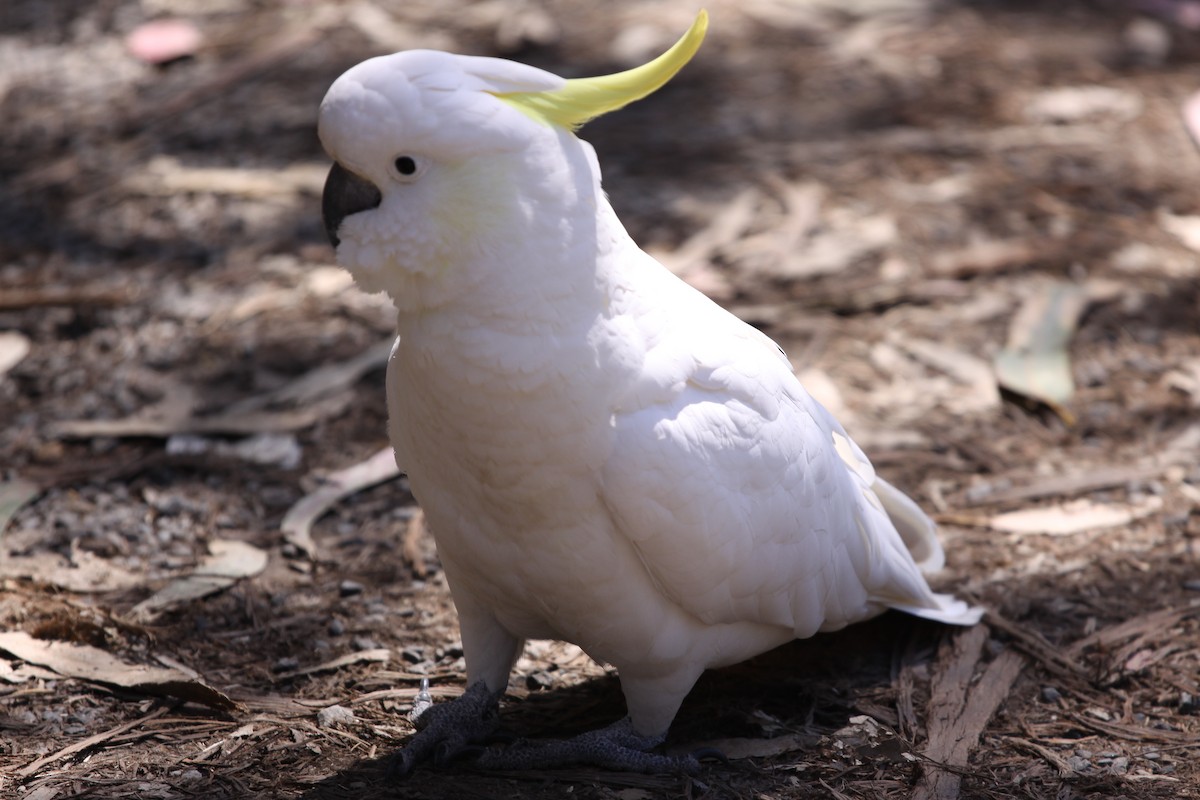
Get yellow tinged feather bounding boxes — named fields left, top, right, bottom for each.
left=493, top=10, right=708, bottom=130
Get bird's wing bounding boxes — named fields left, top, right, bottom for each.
left=600, top=263, right=975, bottom=636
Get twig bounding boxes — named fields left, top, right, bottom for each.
left=17, top=704, right=170, bottom=778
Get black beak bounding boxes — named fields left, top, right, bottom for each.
left=322, top=162, right=382, bottom=248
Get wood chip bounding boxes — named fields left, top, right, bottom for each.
left=912, top=626, right=1025, bottom=800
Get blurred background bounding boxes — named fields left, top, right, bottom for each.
left=2, top=1, right=1199, bottom=798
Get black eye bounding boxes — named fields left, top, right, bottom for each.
left=394, top=156, right=417, bottom=176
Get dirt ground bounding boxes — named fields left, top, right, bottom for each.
left=2, top=0, right=1200, bottom=798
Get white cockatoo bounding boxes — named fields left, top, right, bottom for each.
left=318, top=11, right=981, bottom=775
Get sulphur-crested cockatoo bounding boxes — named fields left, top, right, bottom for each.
left=318, top=10, right=980, bottom=775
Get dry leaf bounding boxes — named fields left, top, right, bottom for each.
left=0, top=331, right=31, bottom=378
left=166, top=432, right=302, bottom=469
left=125, top=19, right=204, bottom=64
left=993, top=281, right=1089, bottom=417
left=0, top=631, right=238, bottom=710
left=52, top=339, right=390, bottom=440
left=1159, top=210, right=1200, bottom=253
left=274, top=648, right=391, bottom=680
left=281, top=446, right=402, bottom=559
left=52, top=393, right=353, bottom=439
left=0, top=550, right=143, bottom=593
left=890, top=334, right=1001, bottom=413
left=0, top=476, right=40, bottom=535
left=123, top=155, right=324, bottom=198
left=130, top=539, right=268, bottom=621
left=987, top=496, right=1163, bottom=536
left=1023, top=86, right=1142, bottom=125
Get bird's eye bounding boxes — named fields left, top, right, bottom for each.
left=394, top=156, right=418, bottom=176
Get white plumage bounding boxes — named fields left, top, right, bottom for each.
left=318, top=13, right=980, bottom=772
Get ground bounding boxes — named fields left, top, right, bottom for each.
left=2, top=1, right=1199, bottom=798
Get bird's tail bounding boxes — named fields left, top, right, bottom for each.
left=874, top=477, right=984, bottom=626
left=873, top=476, right=945, bottom=574
left=891, top=592, right=983, bottom=626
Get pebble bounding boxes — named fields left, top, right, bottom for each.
left=437, top=644, right=464, bottom=660
left=272, top=657, right=300, bottom=673
left=1108, top=756, right=1129, bottom=774
left=1066, top=755, right=1092, bottom=773
left=338, top=580, right=364, bottom=597
left=1183, top=579, right=1200, bottom=592
left=351, top=636, right=378, bottom=651
left=401, top=647, right=425, bottom=664
left=1040, top=686, right=1062, bottom=703
left=316, top=704, right=356, bottom=728
left=328, top=618, right=345, bottom=636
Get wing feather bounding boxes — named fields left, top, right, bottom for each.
left=599, top=259, right=979, bottom=635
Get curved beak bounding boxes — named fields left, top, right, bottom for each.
left=322, top=162, right=382, bottom=248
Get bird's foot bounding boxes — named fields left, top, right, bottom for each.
left=470, top=717, right=713, bottom=774
left=387, top=680, right=501, bottom=778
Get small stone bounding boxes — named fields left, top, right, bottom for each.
left=316, top=704, right=356, bottom=728
left=273, top=657, right=300, bottom=673
left=401, top=647, right=425, bottom=664
left=1066, top=755, right=1092, bottom=773
left=328, top=618, right=345, bottom=636
left=1108, top=756, right=1129, bottom=774
left=1075, top=749, right=1093, bottom=758
left=1143, top=751, right=1160, bottom=760
left=1040, top=686, right=1062, bottom=703
left=351, top=636, right=378, bottom=651
left=339, top=580, right=364, bottom=597
left=1182, top=579, right=1200, bottom=592
left=180, top=769, right=203, bottom=782
left=1180, top=692, right=1197, bottom=714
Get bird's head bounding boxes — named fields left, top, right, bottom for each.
left=317, top=11, right=707, bottom=302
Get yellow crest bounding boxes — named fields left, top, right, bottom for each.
left=494, top=10, right=708, bottom=131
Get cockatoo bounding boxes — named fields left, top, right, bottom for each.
left=318, top=10, right=981, bottom=775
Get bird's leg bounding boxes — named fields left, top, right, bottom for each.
left=469, top=717, right=709, bottom=774
left=388, top=679, right=502, bottom=777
